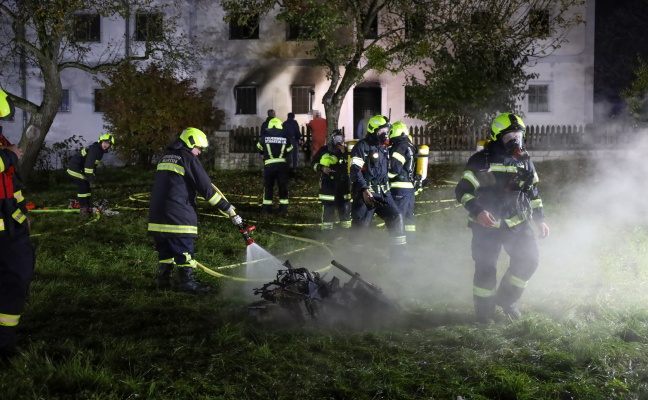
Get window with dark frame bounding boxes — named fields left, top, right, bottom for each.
left=291, top=86, right=312, bottom=114
left=135, top=13, right=164, bottom=41
left=405, top=86, right=422, bottom=115
left=287, top=22, right=313, bottom=41
left=230, top=14, right=260, bottom=40
left=405, top=14, right=425, bottom=39
left=94, top=89, right=107, bottom=113
left=59, top=89, right=70, bottom=112
left=365, top=15, right=378, bottom=39
left=529, top=9, right=550, bottom=37
left=470, top=10, right=492, bottom=28
left=528, top=85, right=549, bottom=112
left=73, top=14, right=100, bottom=42
left=235, top=86, right=257, bottom=115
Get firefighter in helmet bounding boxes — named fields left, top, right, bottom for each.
left=350, top=115, right=407, bottom=259
left=455, top=112, right=550, bottom=324
left=148, top=127, right=245, bottom=292
left=0, top=88, right=35, bottom=357
left=388, top=122, right=417, bottom=236
left=311, top=129, right=351, bottom=238
left=256, top=117, right=293, bottom=214
left=66, top=133, right=114, bottom=215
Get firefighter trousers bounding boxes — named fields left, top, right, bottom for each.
left=69, top=174, right=91, bottom=210
left=262, top=163, right=289, bottom=212
left=321, top=197, right=351, bottom=230
left=350, top=189, right=406, bottom=256
left=391, top=188, right=416, bottom=235
left=154, top=237, right=197, bottom=267
left=471, top=221, right=539, bottom=313
left=0, top=231, right=35, bottom=350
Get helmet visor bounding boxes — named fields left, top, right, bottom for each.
left=501, top=130, right=523, bottom=144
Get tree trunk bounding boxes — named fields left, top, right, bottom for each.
left=17, top=102, right=60, bottom=182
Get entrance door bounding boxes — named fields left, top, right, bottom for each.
left=353, top=86, right=381, bottom=140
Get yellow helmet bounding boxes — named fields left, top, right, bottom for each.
left=367, top=115, right=390, bottom=134
left=491, top=112, right=525, bottom=141
left=389, top=121, right=408, bottom=139
left=179, top=127, right=208, bottom=149
left=98, top=133, right=115, bottom=146
left=268, top=117, right=283, bottom=130
left=0, top=88, right=14, bottom=120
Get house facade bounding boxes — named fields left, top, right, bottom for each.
left=0, top=0, right=594, bottom=148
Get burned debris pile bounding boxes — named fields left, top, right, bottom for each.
left=248, top=259, right=399, bottom=328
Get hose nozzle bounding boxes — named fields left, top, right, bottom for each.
left=238, top=224, right=255, bottom=246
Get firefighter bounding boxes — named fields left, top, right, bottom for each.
left=388, top=122, right=417, bottom=236
left=311, top=129, right=351, bottom=238
left=66, top=133, right=114, bottom=215
left=148, top=127, right=245, bottom=292
left=256, top=117, right=293, bottom=214
left=455, top=112, right=550, bottom=324
left=350, top=115, right=407, bottom=259
left=0, top=88, right=35, bottom=357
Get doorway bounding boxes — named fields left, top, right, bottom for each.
left=353, top=85, right=381, bottom=140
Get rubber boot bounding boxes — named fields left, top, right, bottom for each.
left=496, top=275, right=525, bottom=319
left=177, top=267, right=211, bottom=293
left=278, top=205, right=288, bottom=215
left=261, top=205, right=273, bottom=214
left=474, top=295, right=496, bottom=324
left=156, top=263, right=174, bottom=290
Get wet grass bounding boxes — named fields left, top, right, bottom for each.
left=2, top=159, right=647, bottom=399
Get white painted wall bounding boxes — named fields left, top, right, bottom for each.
left=0, top=0, right=594, bottom=148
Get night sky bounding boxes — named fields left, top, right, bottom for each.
left=594, top=0, right=648, bottom=119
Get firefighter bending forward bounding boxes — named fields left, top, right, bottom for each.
left=148, top=128, right=245, bottom=293
left=66, top=133, right=114, bottom=215
left=350, top=115, right=407, bottom=259
left=455, top=112, right=550, bottom=324
left=0, top=88, right=35, bottom=357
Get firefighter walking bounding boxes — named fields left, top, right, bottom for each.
left=455, top=112, right=550, bottom=324
left=350, top=115, right=407, bottom=259
left=148, top=128, right=245, bottom=293
left=311, top=129, right=351, bottom=238
left=257, top=117, right=293, bottom=214
left=0, top=88, right=35, bottom=357
left=66, top=133, right=114, bottom=215
left=388, top=122, right=417, bottom=236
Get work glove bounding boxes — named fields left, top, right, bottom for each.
left=362, top=189, right=376, bottom=209
left=231, top=214, right=243, bottom=227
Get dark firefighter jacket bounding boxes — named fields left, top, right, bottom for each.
left=148, top=140, right=232, bottom=238
left=455, top=139, right=545, bottom=229
left=0, top=148, right=28, bottom=237
left=350, top=134, right=390, bottom=194
left=67, top=141, right=106, bottom=183
left=311, top=143, right=350, bottom=201
left=256, top=127, right=293, bottom=165
left=388, top=135, right=416, bottom=190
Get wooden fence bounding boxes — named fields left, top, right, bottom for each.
left=229, top=123, right=633, bottom=153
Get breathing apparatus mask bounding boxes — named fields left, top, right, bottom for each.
left=375, top=127, right=390, bottom=146
left=501, top=130, right=524, bottom=158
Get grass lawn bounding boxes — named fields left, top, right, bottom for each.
left=2, top=158, right=648, bottom=399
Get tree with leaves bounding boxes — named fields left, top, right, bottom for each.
left=98, top=63, right=224, bottom=167
left=0, top=0, right=199, bottom=180
left=221, top=0, right=583, bottom=134
left=621, top=57, right=648, bottom=126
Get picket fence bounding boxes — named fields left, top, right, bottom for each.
left=228, top=124, right=632, bottom=153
